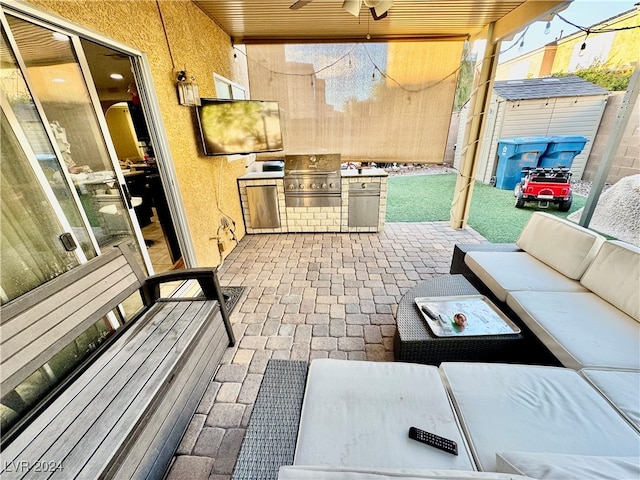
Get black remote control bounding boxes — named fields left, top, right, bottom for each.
left=408, top=426, right=458, bottom=455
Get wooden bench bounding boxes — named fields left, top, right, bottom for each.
left=0, top=244, right=234, bottom=479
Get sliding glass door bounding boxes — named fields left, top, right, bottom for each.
left=0, top=11, right=152, bottom=302
left=1, top=98, right=84, bottom=302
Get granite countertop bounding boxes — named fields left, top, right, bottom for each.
left=237, top=171, right=284, bottom=180
left=238, top=168, right=388, bottom=180
left=341, top=168, right=388, bottom=178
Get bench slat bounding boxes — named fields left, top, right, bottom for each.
left=0, top=248, right=132, bottom=323
left=0, top=272, right=141, bottom=393
left=0, top=301, right=190, bottom=475
left=45, top=302, right=216, bottom=480
left=0, top=242, right=231, bottom=480
left=1, top=301, right=215, bottom=479
left=1, top=256, right=131, bottom=344
left=96, top=309, right=227, bottom=479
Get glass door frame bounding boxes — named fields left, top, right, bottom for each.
left=0, top=0, right=197, bottom=269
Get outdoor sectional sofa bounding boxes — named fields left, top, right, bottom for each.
left=459, top=211, right=640, bottom=371
left=232, top=212, right=639, bottom=479
left=233, top=359, right=639, bottom=479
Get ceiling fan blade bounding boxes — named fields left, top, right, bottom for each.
left=343, top=0, right=363, bottom=17
left=290, top=0, right=314, bottom=9
left=372, top=0, right=393, bottom=17
left=370, top=7, right=387, bottom=20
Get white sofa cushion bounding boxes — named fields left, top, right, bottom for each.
left=294, top=359, right=475, bottom=471
left=465, top=251, right=587, bottom=302
left=581, top=368, right=640, bottom=433
left=516, top=212, right=605, bottom=279
left=506, top=291, right=640, bottom=370
left=279, top=466, right=531, bottom=479
left=580, top=240, right=640, bottom=322
left=439, top=363, right=640, bottom=472
left=496, top=451, right=640, bottom=479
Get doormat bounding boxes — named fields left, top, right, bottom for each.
left=221, top=286, right=245, bottom=315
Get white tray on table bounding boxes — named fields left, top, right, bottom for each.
left=415, top=294, right=521, bottom=337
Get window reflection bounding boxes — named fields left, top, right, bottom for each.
left=6, top=15, right=139, bottom=251
left=0, top=109, right=79, bottom=302
left=0, top=27, right=95, bottom=259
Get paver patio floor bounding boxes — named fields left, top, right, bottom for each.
left=167, top=221, right=487, bottom=479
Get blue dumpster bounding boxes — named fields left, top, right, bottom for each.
left=538, top=135, right=588, bottom=168
left=495, top=137, right=549, bottom=190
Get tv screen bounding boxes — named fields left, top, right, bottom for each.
left=196, top=99, right=284, bottom=156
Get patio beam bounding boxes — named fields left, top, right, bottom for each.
left=450, top=0, right=572, bottom=230
left=491, top=1, right=573, bottom=43
left=450, top=23, right=498, bottom=230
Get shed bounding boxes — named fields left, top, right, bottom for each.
left=455, top=76, right=608, bottom=182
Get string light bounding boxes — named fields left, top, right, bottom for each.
left=500, top=26, right=529, bottom=55
left=544, top=21, right=551, bottom=35
left=556, top=13, right=640, bottom=34
left=234, top=44, right=461, bottom=95
left=518, top=38, right=525, bottom=53
left=578, top=32, right=589, bottom=57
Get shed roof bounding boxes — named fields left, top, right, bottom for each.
left=493, top=76, right=608, bottom=100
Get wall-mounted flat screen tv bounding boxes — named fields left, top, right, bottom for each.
left=196, top=99, right=284, bottom=156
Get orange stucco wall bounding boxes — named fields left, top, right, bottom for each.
left=25, top=0, right=248, bottom=267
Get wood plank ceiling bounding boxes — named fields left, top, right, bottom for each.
left=192, top=0, right=562, bottom=43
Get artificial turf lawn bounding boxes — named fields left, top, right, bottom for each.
left=385, top=173, right=587, bottom=243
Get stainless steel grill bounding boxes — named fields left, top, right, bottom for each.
left=284, top=154, right=342, bottom=207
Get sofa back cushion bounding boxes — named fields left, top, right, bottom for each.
left=516, top=212, right=605, bottom=279
left=580, top=240, right=640, bottom=321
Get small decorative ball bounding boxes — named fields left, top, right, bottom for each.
left=453, top=313, right=467, bottom=327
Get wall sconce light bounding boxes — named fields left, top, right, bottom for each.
left=176, top=70, right=200, bottom=106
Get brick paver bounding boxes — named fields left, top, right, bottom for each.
left=167, top=221, right=486, bottom=479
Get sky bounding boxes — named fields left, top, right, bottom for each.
left=499, top=0, right=636, bottom=62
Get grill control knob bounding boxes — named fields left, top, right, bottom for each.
left=361, top=183, right=367, bottom=188
left=322, top=183, right=327, bottom=189
left=287, top=184, right=295, bottom=190
left=299, top=184, right=304, bottom=190
left=329, top=183, right=335, bottom=188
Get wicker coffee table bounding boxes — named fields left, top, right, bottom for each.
left=394, top=275, right=524, bottom=365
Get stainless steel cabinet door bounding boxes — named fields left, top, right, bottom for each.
left=246, top=185, right=281, bottom=229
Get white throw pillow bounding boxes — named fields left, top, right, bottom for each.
left=496, top=451, right=640, bottom=479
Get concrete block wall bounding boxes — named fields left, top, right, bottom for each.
left=574, top=92, right=639, bottom=184
left=286, top=206, right=342, bottom=232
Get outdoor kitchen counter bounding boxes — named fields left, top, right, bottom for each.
left=341, top=169, right=388, bottom=233
left=237, top=168, right=387, bottom=233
